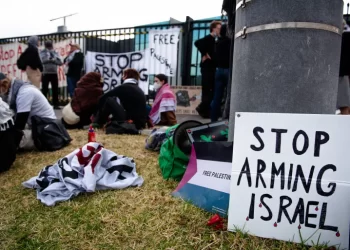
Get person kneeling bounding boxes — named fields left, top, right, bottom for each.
left=62, top=72, right=104, bottom=129
left=0, top=73, right=57, bottom=150
left=93, top=68, right=147, bottom=130
left=149, top=74, right=177, bottom=126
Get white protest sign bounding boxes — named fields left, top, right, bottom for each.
left=0, top=42, right=28, bottom=81
left=147, top=28, right=180, bottom=76
left=85, top=50, right=149, bottom=94
left=228, top=113, right=350, bottom=249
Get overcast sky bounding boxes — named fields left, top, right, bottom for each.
left=0, top=0, right=349, bottom=38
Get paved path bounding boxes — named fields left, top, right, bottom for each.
left=55, top=109, right=210, bottom=125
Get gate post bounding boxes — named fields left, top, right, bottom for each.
left=182, top=16, right=194, bottom=86
left=228, top=0, right=344, bottom=140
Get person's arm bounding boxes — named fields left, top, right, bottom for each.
left=194, top=36, right=209, bottom=55
left=15, top=112, right=29, bottom=131
left=68, top=53, right=84, bottom=67
left=51, top=51, right=63, bottom=66
left=14, top=112, right=29, bottom=147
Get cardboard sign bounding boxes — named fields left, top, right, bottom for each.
left=147, top=28, right=180, bottom=76
left=187, top=120, right=229, bottom=143
left=228, top=113, right=350, bottom=249
left=173, top=142, right=233, bottom=217
left=85, top=50, right=149, bottom=94
left=171, top=86, right=202, bottom=115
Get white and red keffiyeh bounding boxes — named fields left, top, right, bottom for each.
left=23, top=142, right=144, bottom=206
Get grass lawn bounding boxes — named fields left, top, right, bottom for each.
left=0, top=130, right=335, bottom=250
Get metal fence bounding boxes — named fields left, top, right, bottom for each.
left=0, top=17, right=220, bottom=91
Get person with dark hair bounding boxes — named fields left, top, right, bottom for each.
left=211, top=24, right=231, bottom=122
left=64, top=43, right=84, bottom=98
left=40, top=41, right=62, bottom=109
left=194, top=20, right=222, bottom=118
left=62, top=72, right=104, bottom=129
left=93, top=68, right=147, bottom=130
left=149, top=74, right=177, bottom=126
left=17, top=36, right=43, bottom=89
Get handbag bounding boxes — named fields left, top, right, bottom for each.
left=31, top=116, right=72, bottom=152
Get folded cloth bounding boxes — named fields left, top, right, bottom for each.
left=23, top=142, right=144, bottom=206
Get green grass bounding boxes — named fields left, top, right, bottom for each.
left=0, top=131, right=337, bottom=250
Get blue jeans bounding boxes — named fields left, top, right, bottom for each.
left=211, top=68, right=229, bottom=122
left=67, top=76, right=80, bottom=98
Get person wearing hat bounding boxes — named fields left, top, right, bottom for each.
left=64, top=43, right=84, bottom=98
left=40, top=41, right=62, bottom=109
left=0, top=72, right=56, bottom=150
left=17, top=36, right=43, bottom=89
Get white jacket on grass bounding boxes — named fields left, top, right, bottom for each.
left=23, top=142, right=144, bottom=206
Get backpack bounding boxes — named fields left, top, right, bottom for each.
left=105, top=121, right=140, bottom=135
left=31, top=116, right=72, bottom=152
left=159, top=121, right=202, bottom=181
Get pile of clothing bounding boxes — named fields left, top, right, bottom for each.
left=23, top=142, right=144, bottom=206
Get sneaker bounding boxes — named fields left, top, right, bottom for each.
left=196, top=107, right=210, bottom=119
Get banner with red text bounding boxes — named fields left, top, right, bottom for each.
left=0, top=39, right=84, bottom=90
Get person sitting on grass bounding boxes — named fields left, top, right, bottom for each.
left=0, top=73, right=56, bottom=150
left=62, top=72, right=104, bottom=129
left=92, top=68, right=147, bottom=130
left=0, top=97, right=18, bottom=173
left=148, top=74, right=177, bottom=126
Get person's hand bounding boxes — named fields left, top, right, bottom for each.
left=202, top=53, right=211, bottom=63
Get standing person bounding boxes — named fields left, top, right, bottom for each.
left=40, top=41, right=62, bottom=109
left=211, top=24, right=231, bottom=122
left=64, top=43, right=84, bottom=98
left=17, top=36, right=43, bottom=89
left=93, top=68, right=147, bottom=130
left=149, top=74, right=177, bottom=126
left=194, top=20, right=222, bottom=118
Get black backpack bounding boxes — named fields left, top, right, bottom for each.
left=31, top=116, right=72, bottom=152
left=105, top=121, right=140, bottom=135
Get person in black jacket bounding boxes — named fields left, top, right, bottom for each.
left=194, top=21, right=222, bottom=118
left=92, top=68, right=147, bottom=130
left=17, top=36, right=43, bottom=89
left=64, top=43, right=84, bottom=98
left=211, top=24, right=231, bottom=122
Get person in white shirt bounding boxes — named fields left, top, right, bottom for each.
left=0, top=73, right=56, bottom=150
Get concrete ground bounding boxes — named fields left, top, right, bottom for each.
left=55, top=109, right=210, bottom=126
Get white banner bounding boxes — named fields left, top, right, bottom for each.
left=0, top=42, right=28, bottom=81
left=147, top=28, right=180, bottom=76
left=228, top=113, right=350, bottom=249
left=85, top=50, right=149, bottom=94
